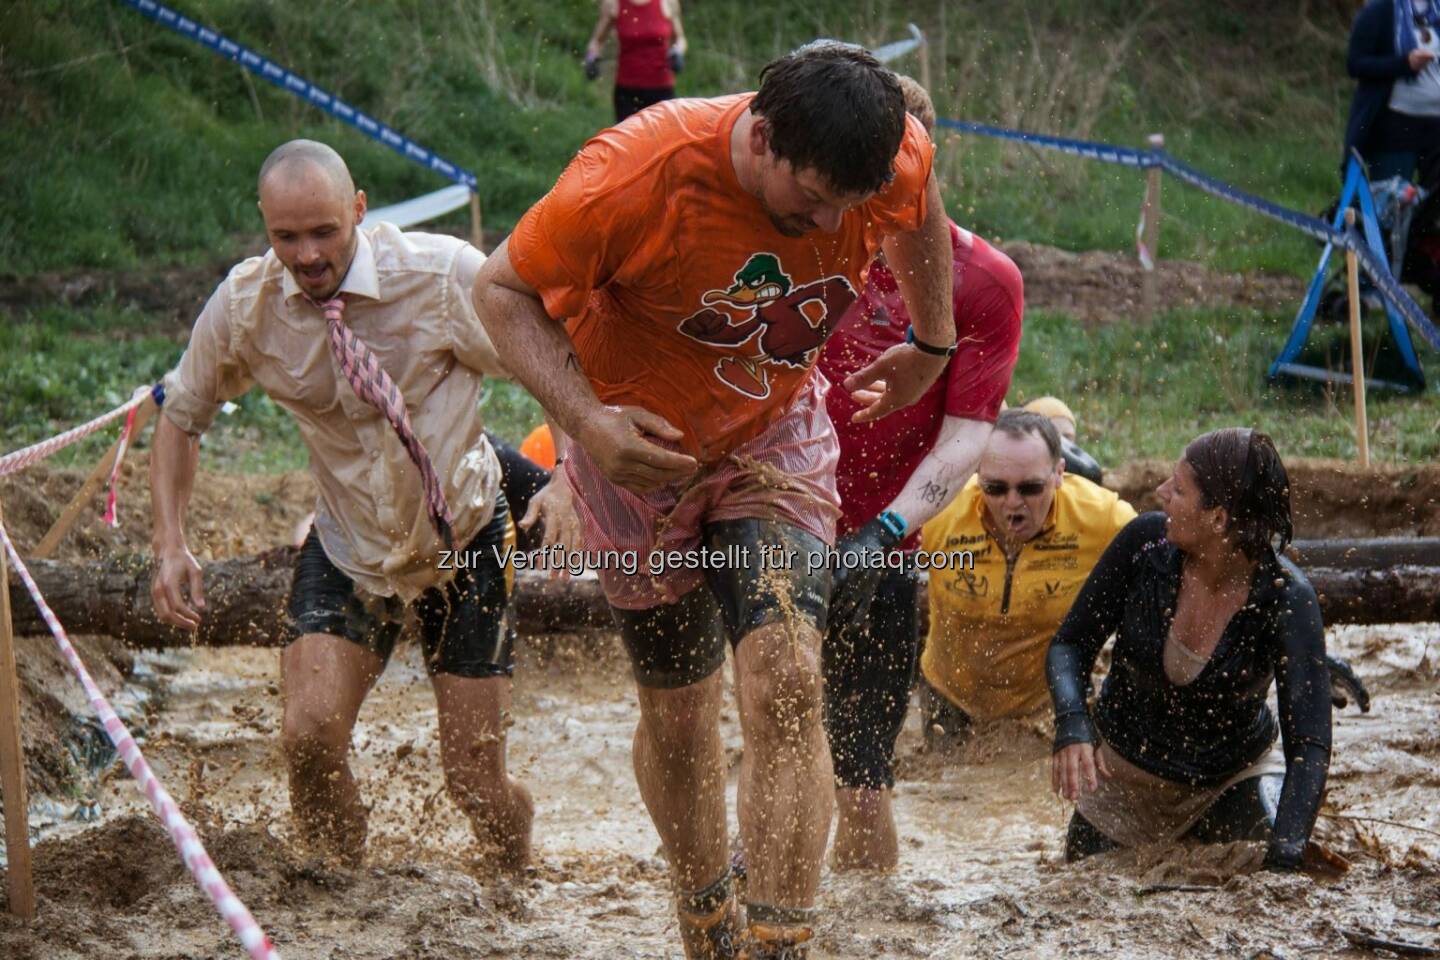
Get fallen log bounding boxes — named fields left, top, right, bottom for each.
left=8, top=549, right=612, bottom=648
left=1289, top=537, right=1440, bottom=570
left=7, top=551, right=1439, bottom=647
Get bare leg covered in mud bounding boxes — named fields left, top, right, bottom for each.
left=634, top=673, right=730, bottom=891
left=832, top=788, right=898, bottom=870
left=735, top=619, right=833, bottom=940
left=280, top=633, right=383, bottom=864
left=433, top=673, right=535, bottom=870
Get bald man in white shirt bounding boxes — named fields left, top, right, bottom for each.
left=150, top=140, right=533, bottom=868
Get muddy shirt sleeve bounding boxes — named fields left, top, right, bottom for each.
left=1046, top=512, right=1163, bottom=751
left=1264, top=569, right=1333, bottom=869
left=942, top=253, right=1022, bottom=423
left=160, top=281, right=255, bottom=435
left=449, top=243, right=512, bottom=379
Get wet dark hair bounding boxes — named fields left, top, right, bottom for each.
left=993, top=409, right=1062, bottom=462
left=1183, top=428, right=1293, bottom=560
left=751, top=41, right=905, bottom=196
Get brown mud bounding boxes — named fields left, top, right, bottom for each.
left=1, top=457, right=1437, bottom=958
left=0, top=239, right=1303, bottom=329
left=0, top=627, right=1436, bottom=959
left=1001, top=241, right=1304, bottom=326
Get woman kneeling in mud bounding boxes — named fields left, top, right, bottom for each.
left=1046, top=428, right=1330, bottom=871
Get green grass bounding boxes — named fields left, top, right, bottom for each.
left=0, top=303, right=547, bottom=473
left=3, top=0, right=1437, bottom=472
left=1, top=0, right=1361, bottom=276
left=1010, top=307, right=1440, bottom=466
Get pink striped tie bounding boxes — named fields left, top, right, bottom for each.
left=316, top=296, right=456, bottom=549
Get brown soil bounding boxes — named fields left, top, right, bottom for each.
left=1108, top=458, right=1440, bottom=538
left=0, top=239, right=1304, bottom=329
left=1001, top=241, right=1305, bottom=325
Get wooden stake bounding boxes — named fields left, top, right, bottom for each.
left=1344, top=208, right=1371, bottom=468
left=469, top=191, right=483, bottom=252
left=918, top=27, right=932, bottom=95
left=33, top=394, right=156, bottom=560
left=0, top=500, right=37, bottom=919
left=1138, top=132, right=1164, bottom=324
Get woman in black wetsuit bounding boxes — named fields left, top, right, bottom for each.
left=1046, top=428, right=1331, bottom=871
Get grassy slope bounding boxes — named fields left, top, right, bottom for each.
left=2, top=0, right=1436, bottom=469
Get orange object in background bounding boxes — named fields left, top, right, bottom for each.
left=520, top=423, right=556, bottom=469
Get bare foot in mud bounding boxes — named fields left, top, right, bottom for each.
left=460, top=780, right=536, bottom=874
left=289, top=801, right=369, bottom=868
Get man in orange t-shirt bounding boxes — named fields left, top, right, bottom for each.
left=474, top=42, right=956, bottom=959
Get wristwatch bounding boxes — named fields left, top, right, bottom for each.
left=904, top=326, right=958, bottom=358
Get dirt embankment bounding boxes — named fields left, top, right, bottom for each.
left=0, top=238, right=1305, bottom=328
left=1002, top=241, right=1305, bottom=325
left=1109, top=458, right=1440, bottom=538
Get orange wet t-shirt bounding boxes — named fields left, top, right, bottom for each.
left=509, top=94, right=934, bottom=464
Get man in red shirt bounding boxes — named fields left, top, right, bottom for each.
left=475, top=43, right=957, bottom=960
left=820, top=77, right=1024, bottom=872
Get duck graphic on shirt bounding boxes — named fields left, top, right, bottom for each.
left=677, top=253, right=857, bottom=399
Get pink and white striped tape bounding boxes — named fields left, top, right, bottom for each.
left=0, top=522, right=281, bottom=959
left=0, top=386, right=151, bottom=478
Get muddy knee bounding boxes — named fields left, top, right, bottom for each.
left=744, top=647, right=825, bottom=737
left=639, top=681, right=722, bottom=758
left=281, top=706, right=354, bottom=770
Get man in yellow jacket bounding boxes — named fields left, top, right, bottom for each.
left=920, top=409, right=1136, bottom=734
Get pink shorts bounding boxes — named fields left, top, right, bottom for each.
left=564, top=373, right=841, bottom=610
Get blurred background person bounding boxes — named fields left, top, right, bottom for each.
left=584, top=0, right=688, bottom=123
left=1345, top=0, right=1440, bottom=181
left=1022, top=395, right=1102, bottom=484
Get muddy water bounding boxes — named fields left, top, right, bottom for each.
left=2, top=623, right=1437, bottom=959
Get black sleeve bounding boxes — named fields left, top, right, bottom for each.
left=1046, top=512, right=1161, bottom=752
left=486, top=430, right=552, bottom=523
left=1349, top=2, right=1412, bottom=81
left=1061, top=439, right=1104, bottom=485
left=1264, top=567, right=1333, bottom=870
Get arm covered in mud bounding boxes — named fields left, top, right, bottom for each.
left=1265, top=571, right=1333, bottom=871
left=846, top=170, right=953, bottom=423
left=828, top=416, right=990, bottom=634
left=472, top=240, right=696, bottom=494
left=882, top=416, right=991, bottom=531
left=1046, top=513, right=1159, bottom=750
left=150, top=284, right=253, bottom=629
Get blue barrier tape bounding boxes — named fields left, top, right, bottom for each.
left=117, top=0, right=477, bottom=190
left=935, top=118, right=1157, bottom=169
left=938, top=116, right=1440, bottom=351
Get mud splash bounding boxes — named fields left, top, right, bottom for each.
left=2, top=622, right=1436, bottom=958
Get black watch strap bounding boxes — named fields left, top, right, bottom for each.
left=905, top=326, right=958, bottom=357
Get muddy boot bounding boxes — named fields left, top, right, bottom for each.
left=677, top=872, right=741, bottom=960
left=741, top=904, right=816, bottom=960
left=740, top=923, right=813, bottom=960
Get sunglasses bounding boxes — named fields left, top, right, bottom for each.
left=980, top=479, right=1049, bottom=498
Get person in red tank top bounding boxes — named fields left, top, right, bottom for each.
left=583, top=0, right=689, bottom=122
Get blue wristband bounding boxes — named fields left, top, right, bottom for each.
left=877, top=509, right=908, bottom=540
